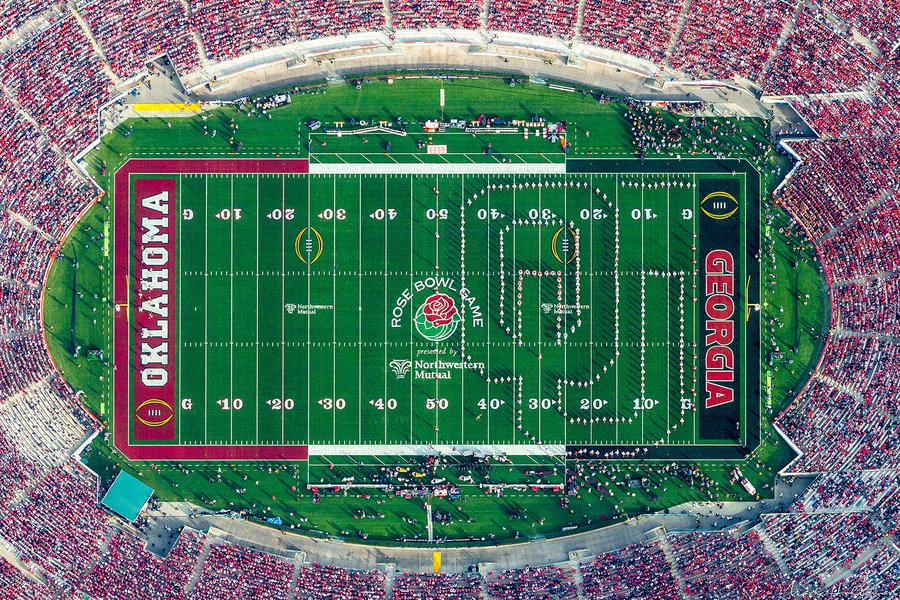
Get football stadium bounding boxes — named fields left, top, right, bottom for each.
left=0, top=0, right=898, bottom=597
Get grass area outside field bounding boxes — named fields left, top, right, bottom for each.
left=42, top=76, right=827, bottom=545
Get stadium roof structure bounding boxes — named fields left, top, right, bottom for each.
left=101, top=470, right=153, bottom=522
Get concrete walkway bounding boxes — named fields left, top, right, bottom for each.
left=141, top=476, right=809, bottom=572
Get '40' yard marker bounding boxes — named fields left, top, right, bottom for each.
left=294, top=227, right=324, bottom=265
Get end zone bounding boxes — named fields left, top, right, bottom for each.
left=112, top=158, right=309, bottom=461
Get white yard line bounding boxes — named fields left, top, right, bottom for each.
left=409, top=174, right=414, bottom=444
left=306, top=175, right=311, bottom=443
left=666, top=174, right=671, bottom=444
left=563, top=175, right=568, bottom=445
left=178, top=174, right=183, bottom=445
left=538, top=176, right=542, bottom=443
left=460, top=174, right=465, bottom=444
left=333, top=176, right=337, bottom=443
left=486, top=175, right=491, bottom=444
left=614, top=174, right=619, bottom=443
left=383, top=174, right=388, bottom=445
left=640, top=174, right=645, bottom=443
left=204, top=175, right=209, bottom=443
left=230, top=174, right=234, bottom=443
left=283, top=174, right=287, bottom=444
left=255, top=176, right=260, bottom=444
left=693, top=173, right=699, bottom=444
left=309, top=163, right=566, bottom=175
left=358, top=175, right=363, bottom=443
left=589, top=173, right=594, bottom=445
left=434, top=174, right=440, bottom=444
left=512, top=174, right=517, bottom=444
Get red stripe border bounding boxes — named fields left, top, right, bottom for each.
left=113, top=159, right=309, bottom=461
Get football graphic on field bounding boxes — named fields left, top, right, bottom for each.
left=700, top=191, right=739, bottom=220
left=134, top=398, right=174, bottom=428
left=414, top=293, right=461, bottom=342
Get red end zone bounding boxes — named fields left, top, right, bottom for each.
left=113, top=159, right=309, bottom=461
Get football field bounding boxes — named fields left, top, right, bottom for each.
left=113, top=158, right=760, bottom=460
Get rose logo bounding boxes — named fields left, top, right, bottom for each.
left=414, top=293, right=462, bottom=342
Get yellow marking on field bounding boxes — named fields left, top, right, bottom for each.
left=551, top=226, right=578, bottom=264
left=115, top=276, right=130, bottom=320
left=134, top=398, right=174, bottom=427
left=700, top=191, right=739, bottom=220
left=433, top=551, right=441, bottom=573
left=294, top=227, right=324, bottom=265
left=132, top=103, right=201, bottom=112
left=746, top=275, right=759, bottom=321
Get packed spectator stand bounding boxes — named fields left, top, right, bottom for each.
left=760, top=7, right=877, bottom=95
left=486, top=564, right=579, bottom=599
left=77, top=0, right=200, bottom=76
left=669, top=0, right=794, bottom=80
left=192, top=542, right=296, bottom=600
left=1, top=0, right=900, bottom=597
left=670, top=528, right=794, bottom=598
left=487, top=0, right=578, bottom=40
left=295, top=563, right=386, bottom=599
left=761, top=512, right=882, bottom=588
left=579, top=0, right=682, bottom=64
left=580, top=542, right=681, bottom=599
left=389, top=0, right=483, bottom=31
left=821, top=542, right=900, bottom=599
left=190, top=0, right=298, bottom=62
left=77, top=528, right=206, bottom=600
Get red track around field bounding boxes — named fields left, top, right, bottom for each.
left=113, top=159, right=309, bottom=461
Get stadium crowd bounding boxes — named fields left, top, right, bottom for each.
left=0, top=467, right=110, bottom=584
left=818, top=0, right=900, bottom=55
left=761, top=511, right=882, bottom=588
left=580, top=543, right=681, bottom=599
left=392, top=572, right=484, bottom=599
left=389, top=0, right=483, bottom=30
left=295, top=563, right=386, bottom=599
left=670, top=529, right=793, bottom=598
left=487, top=0, right=578, bottom=40
left=486, top=565, right=578, bottom=599
left=0, top=17, right=113, bottom=154
left=2, top=0, right=900, bottom=597
left=192, top=542, right=295, bottom=599
left=761, top=8, right=876, bottom=95
left=0, top=0, right=52, bottom=39
left=190, top=0, right=298, bottom=61
left=76, top=529, right=205, bottom=600
left=77, top=0, right=200, bottom=76
left=792, top=470, right=900, bottom=514
left=822, top=542, right=900, bottom=599
left=579, top=0, right=681, bottom=64
left=669, top=0, right=793, bottom=80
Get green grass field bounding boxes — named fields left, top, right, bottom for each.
left=122, top=166, right=756, bottom=454
left=41, top=75, right=828, bottom=544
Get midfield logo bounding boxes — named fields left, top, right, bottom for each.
left=414, top=293, right=461, bottom=342
left=389, top=359, right=412, bottom=379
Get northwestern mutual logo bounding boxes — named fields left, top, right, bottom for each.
left=389, top=359, right=412, bottom=379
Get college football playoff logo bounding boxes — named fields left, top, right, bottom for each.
left=700, top=191, right=739, bottom=220
left=389, top=359, right=412, bottom=379
left=134, top=398, right=174, bottom=427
